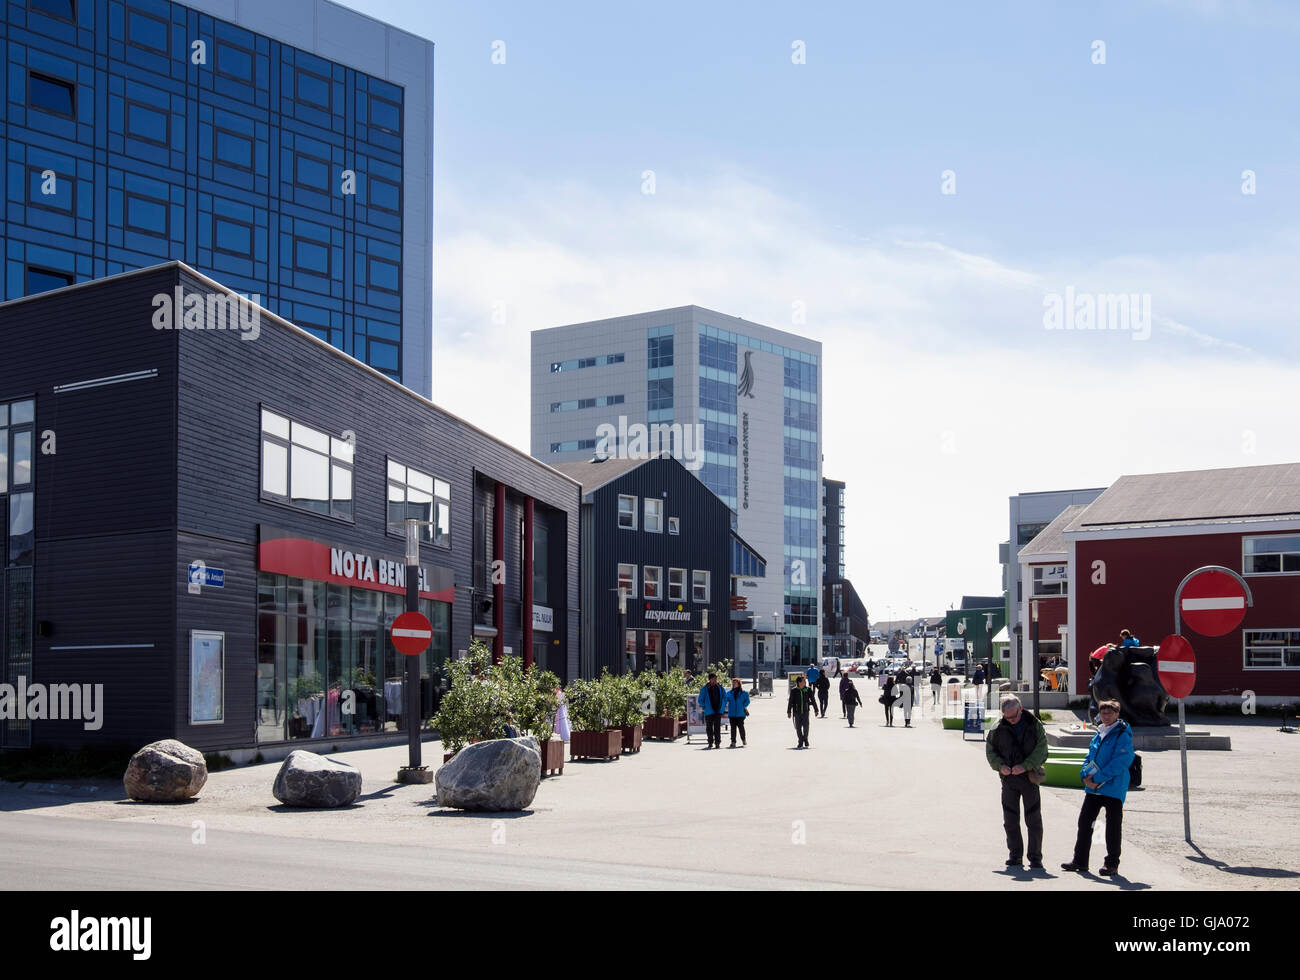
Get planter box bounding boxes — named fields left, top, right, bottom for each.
left=618, top=724, right=643, bottom=753
left=570, top=729, right=622, bottom=760
left=539, top=738, right=565, bottom=777
left=644, top=716, right=683, bottom=740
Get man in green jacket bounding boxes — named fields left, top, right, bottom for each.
left=986, top=695, right=1049, bottom=869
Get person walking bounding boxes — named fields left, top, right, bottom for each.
left=806, top=663, right=821, bottom=689
left=895, top=676, right=914, bottom=728
left=839, top=673, right=854, bottom=717
left=697, top=672, right=725, bottom=749
left=815, top=669, right=831, bottom=718
left=787, top=675, right=816, bottom=748
left=724, top=677, right=750, bottom=747
left=930, top=665, right=943, bottom=706
left=881, top=673, right=897, bottom=727
left=987, top=695, right=1048, bottom=869
left=1062, top=700, right=1135, bottom=875
left=842, top=676, right=862, bottom=727
left=973, top=662, right=986, bottom=705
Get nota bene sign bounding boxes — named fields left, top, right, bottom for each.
left=258, top=526, right=455, bottom=602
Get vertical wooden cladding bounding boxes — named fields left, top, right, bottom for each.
left=586, top=457, right=734, bottom=677
left=1075, top=531, right=1300, bottom=697
left=0, top=267, right=180, bottom=749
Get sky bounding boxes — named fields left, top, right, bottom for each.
left=341, top=0, right=1300, bottom=617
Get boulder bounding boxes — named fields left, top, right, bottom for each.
left=436, top=736, right=541, bottom=811
left=272, top=750, right=362, bottom=808
left=123, top=739, right=208, bottom=802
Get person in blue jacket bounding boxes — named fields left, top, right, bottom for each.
left=697, top=673, right=726, bottom=748
left=806, top=664, right=821, bottom=689
left=724, top=678, right=750, bottom=747
left=1119, top=629, right=1140, bottom=647
left=1061, top=700, right=1135, bottom=876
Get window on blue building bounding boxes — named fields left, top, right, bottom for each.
left=216, top=42, right=253, bottom=81
left=28, top=72, right=75, bottom=118
left=295, top=238, right=330, bottom=276
left=294, top=153, right=330, bottom=191
left=368, top=257, right=399, bottom=293
left=370, top=95, right=400, bottom=134
left=126, top=102, right=168, bottom=145
left=296, top=69, right=331, bottom=110
left=29, top=0, right=75, bottom=21
left=28, top=168, right=73, bottom=212
left=215, top=218, right=252, bottom=256
left=125, top=194, right=168, bottom=236
left=215, top=129, right=253, bottom=170
left=25, top=266, right=73, bottom=294
left=127, top=11, right=168, bottom=53
left=369, top=176, right=401, bottom=213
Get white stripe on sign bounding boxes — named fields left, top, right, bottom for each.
left=393, top=628, right=432, bottom=639
left=1181, top=596, right=1245, bottom=611
left=1160, top=661, right=1195, bottom=673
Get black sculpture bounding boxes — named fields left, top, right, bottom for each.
left=1089, top=644, right=1171, bottom=727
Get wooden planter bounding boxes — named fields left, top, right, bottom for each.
left=570, top=728, right=622, bottom=760
left=539, top=738, right=565, bottom=777
left=618, top=724, right=643, bottom=753
left=643, top=715, right=683, bottom=741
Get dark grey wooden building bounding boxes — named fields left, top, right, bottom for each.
left=552, top=455, right=765, bottom=678
left=0, top=263, right=579, bottom=753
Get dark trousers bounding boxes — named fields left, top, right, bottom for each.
left=792, top=713, right=810, bottom=745
left=1072, top=793, right=1124, bottom=868
left=730, top=717, right=746, bottom=745
left=884, top=701, right=894, bottom=726
left=705, top=714, right=722, bottom=747
left=1000, top=775, right=1043, bottom=863
left=845, top=700, right=857, bottom=726
left=817, top=691, right=828, bottom=716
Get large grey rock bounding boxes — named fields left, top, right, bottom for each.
left=272, top=750, right=362, bottom=808
left=436, top=737, right=541, bottom=812
left=123, top=739, right=208, bottom=802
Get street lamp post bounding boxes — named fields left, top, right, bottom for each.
left=402, top=520, right=423, bottom=776
left=773, top=611, right=783, bottom=678
left=958, top=618, right=969, bottom=681
left=985, top=612, right=995, bottom=710
left=1031, top=600, right=1041, bottom=716
left=616, top=587, right=629, bottom=674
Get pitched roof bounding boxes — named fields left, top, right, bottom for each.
left=548, top=455, right=661, bottom=493
left=1065, top=462, right=1300, bottom=533
left=1019, top=504, right=1088, bottom=560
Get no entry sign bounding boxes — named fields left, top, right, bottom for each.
left=1157, top=634, right=1197, bottom=700
left=1178, top=569, right=1248, bottom=637
left=390, top=611, right=433, bottom=656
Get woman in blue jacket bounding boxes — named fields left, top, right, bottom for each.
left=1061, top=699, right=1135, bottom=876
left=724, top=678, right=750, bottom=748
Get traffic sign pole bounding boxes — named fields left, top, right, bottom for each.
left=1166, top=566, right=1253, bottom=845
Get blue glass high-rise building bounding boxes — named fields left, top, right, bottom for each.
left=2, top=0, right=434, bottom=396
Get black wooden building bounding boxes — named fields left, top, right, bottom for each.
left=0, top=263, right=579, bottom=754
left=553, top=455, right=765, bottom=678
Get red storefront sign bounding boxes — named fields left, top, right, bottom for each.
left=257, top=525, right=455, bottom=603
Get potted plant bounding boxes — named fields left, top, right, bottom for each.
left=603, top=670, right=644, bottom=753
left=643, top=667, right=686, bottom=740
left=566, top=677, right=621, bottom=760
left=507, top=662, right=565, bottom=777
left=431, top=641, right=509, bottom=760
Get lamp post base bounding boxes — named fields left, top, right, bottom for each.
left=397, top=766, right=433, bottom=784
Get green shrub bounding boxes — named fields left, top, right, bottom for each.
left=566, top=677, right=610, bottom=732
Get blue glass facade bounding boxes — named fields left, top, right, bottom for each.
left=2, top=0, right=408, bottom=383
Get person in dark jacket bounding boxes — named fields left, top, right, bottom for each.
left=930, top=666, right=943, bottom=706
left=881, top=673, right=897, bottom=727
left=973, top=663, right=987, bottom=704
left=986, top=695, right=1049, bottom=868
left=842, top=677, right=863, bottom=727
left=838, top=673, right=854, bottom=717
left=1062, top=700, right=1135, bottom=875
left=697, top=673, right=725, bottom=749
left=723, top=677, right=750, bottom=747
left=787, top=675, right=816, bottom=748
left=814, top=670, right=831, bottom=718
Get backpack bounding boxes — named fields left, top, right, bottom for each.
left=1129, top=753, right=1143, bottom=789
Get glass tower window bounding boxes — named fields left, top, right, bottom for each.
left=28, top=72, right=75, bottom=117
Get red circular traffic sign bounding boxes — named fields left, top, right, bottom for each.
left=390, top=611, right=433, bottom=656
left=1157, top=634, right=1197, bottom=700
left=1179, top=569, right=1248, bottom=637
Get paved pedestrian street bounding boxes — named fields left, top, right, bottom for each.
left=1, top=677, right=1295, bottom=891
